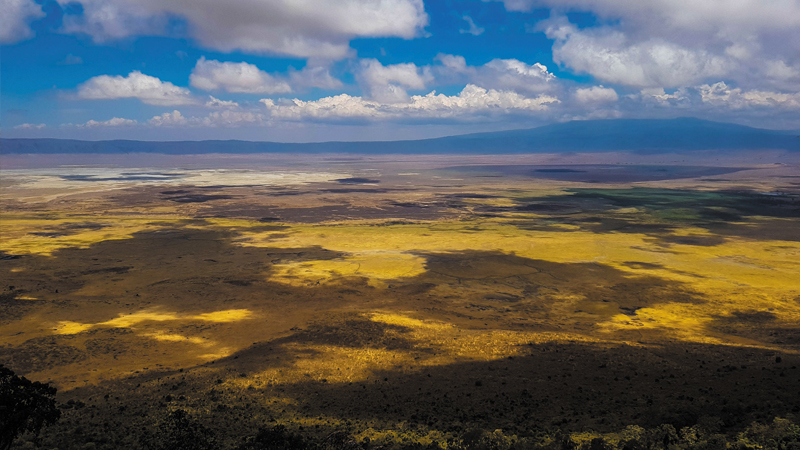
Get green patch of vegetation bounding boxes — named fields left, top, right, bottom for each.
left=565, top=188, right=799, bottom=221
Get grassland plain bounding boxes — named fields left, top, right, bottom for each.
left=1, top=156, right=799, bottom=449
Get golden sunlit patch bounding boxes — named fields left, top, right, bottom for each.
left=198, top=348, right=234, bottom=359
left=269, top=252, right=426, bottom=287
left=53, top=309, right=253, bottom=334
left=142, top=331, right=207, bottom=344
left=101, top=311, right=180, bottom=328
left=0, top=213, right=180, bottom=255
left=54, top=321, right=93, bottom=335
left=598, top=304, right=715, bottom=340
left=370, top=312, right=452, bottom=331
left=193, top=309, right=253, bottom=322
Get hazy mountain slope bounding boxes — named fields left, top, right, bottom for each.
left=2, top=118, right=798, bottom=154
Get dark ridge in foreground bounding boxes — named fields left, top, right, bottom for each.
left=3, top=118, right=799, bottom=155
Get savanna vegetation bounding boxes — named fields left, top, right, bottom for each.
left=1, top=160, right=799, bottom=449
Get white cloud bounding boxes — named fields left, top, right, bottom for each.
left=0, top=0, right=44, bottom=44
left=763, top=60, right=800, bottom=88
left=483, top=59, right=554, bottom=82
left=198, top=110, right=266, bottom=127
left=56, top=0, right=428, bottom=59
left=435, top=54, right=469, bottom=73
left=205, top=96, right=240, bottom=109
left=494, top=0, right=800, bottom=35
left=698, top=82, right=800, bottom=110
left=190, top=57, right=341, bottom=94
left=479, top=59, right=556, bottom=93
left=633, top=87, right=691, bottom=106
left=289, top=65, right=343, bottom=91
left=147, top=109, right=265, bottom=128
left=573, top=86, right=618, bottom=104
left=358, top=59, right=433, bottom=103
left=460, top=15, right=485, bottom=36
left=190, top=57, right=292, bottom=94
left=542, top=21, right=729, bottom=88
left=78, top=117, right=139, bottom=128
left=618, top=82, right=800, bottom=114
left=496, top=1, right=800, bottom=90
left=434, top=55, right=557, bottom=95
left=13, top=123, right=46, bottom=130
left=261, top=84, right=559, bottom=121
left=77, top=71, right=195, bottom=106
left=563, top=109, right=623, bottom=121
left=148, top=110, right=188, bottom=126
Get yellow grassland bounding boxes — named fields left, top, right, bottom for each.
left=0, top=213, right=181, bottom=255
left=1, top=200, right=799, bottom=392
left=216, top=218, right=800, bottom=325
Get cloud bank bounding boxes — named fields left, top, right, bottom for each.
left=262, top=84, right=558, bottom=122
left=52, top=0, right=428, bottom=59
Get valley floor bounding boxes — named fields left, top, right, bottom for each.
left=1, top=154, right=799, bottom=448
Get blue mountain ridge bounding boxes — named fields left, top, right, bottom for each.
left=2, top=118, right=798, bottom=154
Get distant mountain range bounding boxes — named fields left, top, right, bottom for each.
left=3, top=118, right=798, bottom=154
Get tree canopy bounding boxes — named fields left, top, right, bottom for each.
left=0, top=365, right=61, bottom=450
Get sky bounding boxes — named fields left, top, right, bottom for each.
left=2, top=0, right=800, bottom=142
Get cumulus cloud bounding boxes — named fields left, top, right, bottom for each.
left=478, top=59, right=556, bottom=93
left=78, top=117, right=139, bottom=128
left=13, top=123, right=46, bottom=130
left=190, top=57, right=341, bottom=94
left=497, top=1, right=800, bottom=90
left=77, top=71, right=196, bottom=106
left=493, top=0, right=800, bottom=39
left=698, top=82, right=800, bottom=110
left=630, top=87, right=692, bottom=108
left=573, top=86, right=618, bottom=104
left=55, top=0, right=428, bottom=59
left=763, top=60, right=800, bottom=90
left=205, top=96, right=239, bottom=109
left=357, top=59, right=433, bottom=103
left=562, top=109, right=623, bottom=121
left=435, top=54, right=470, bottom=74
left=147, top=109, right=265, bottom=128
left=460, top=15, right=485, bottom=36
left=260, top=84, right=559, bottom=121
left=0, top=0, right=44, bottom=44
left=190, top=57, right=292, bottom=94
left=433, top=54, right=557, bottom=95
left=148, top=110, right=188, bottom=126
left=542, top=20, right=729, bottom=88
left=617, top=82, right=800, bottom=117
left=289, top=65, right=343, bottom=91
left=197, top=110, right=266, bottom=127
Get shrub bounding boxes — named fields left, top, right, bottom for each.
left=139, top=409, right=217, bottom=450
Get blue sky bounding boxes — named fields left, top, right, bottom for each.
left=2, top=0, right=799, bottom=141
